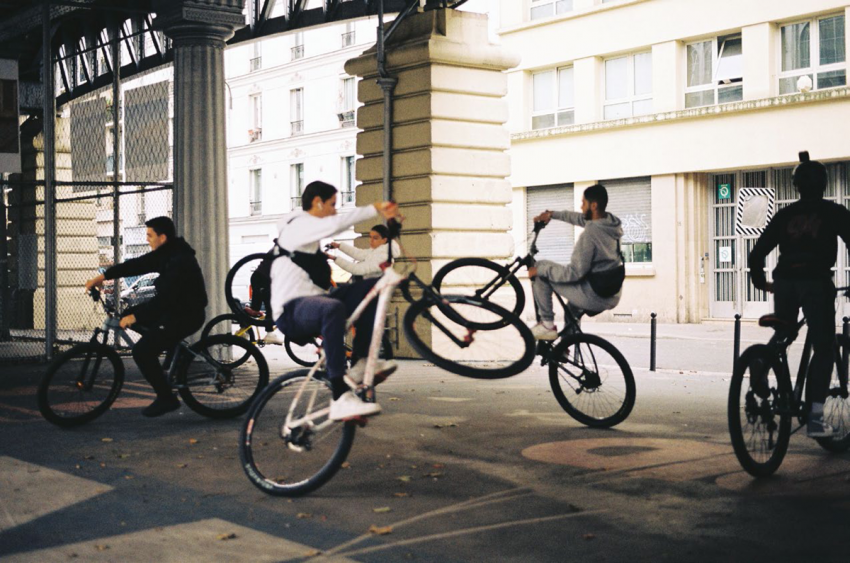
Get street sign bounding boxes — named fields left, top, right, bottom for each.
left=719, top=246, right=732, bottom=263
left=718, top=183, right=731, bottom=201
left=735, top=188, right=775, bottom=236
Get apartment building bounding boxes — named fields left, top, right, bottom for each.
left=500, top=0, right=850, bottom=323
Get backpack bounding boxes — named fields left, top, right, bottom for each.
left=586, top=239, right=626, bottom=298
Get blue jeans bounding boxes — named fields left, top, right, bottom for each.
left=275, top=278, right=379, bottom=380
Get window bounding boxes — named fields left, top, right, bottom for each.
left=292, top=33, right=304, bottom=61
left=685, top=34, right=743, bottom=108
left=603, top=177, right=652, bottom=263
left=290, top=88, right=303, bottom=136
left=249, top=93, right=262, bottom=141
left=530, top=0, right=573, bottom=21
left=290, top=163, right=304, bottom=209
left=249, top=169, right=262, bottom=216
left=339, top=77, right=356, bottom=127
left=342, top=22, right=355, bottom=48
left=532, top=66, right=574, bottom=130
left=604, top=52, right=652, bottom=120
left=340, top=156, right=356, bottom=206
left=250, top=41, right=262, bottom=72
left=780, top=14, right=846, bottom=94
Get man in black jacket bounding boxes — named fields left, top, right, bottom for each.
left=85, top=216, right=208, bottom=417
left=749, top=153, right=850, bottom=437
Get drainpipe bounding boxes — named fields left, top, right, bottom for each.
left=375, top=1, right=397, bottom=202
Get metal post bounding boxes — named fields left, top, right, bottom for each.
left=43, top=1, right=57, bottom=360
left=111, top=22, right=122, bottom=317
left=0, top=174, right=9, bottom=340
left=843, top=317, right=849, bottom=374
left=650, top=312, right=657, bottom=372
left=733, top=313, right=742, bottom=367
left=376, top=0, right=397, bottom=202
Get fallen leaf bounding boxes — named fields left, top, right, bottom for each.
left=369, top=525, right=393, bottom=536
left=432, top=463, right=444, bottom=469
left=177, top=464, right=188, bottom=469
left=341, top=462, right=351, bottom=469
left=189, top=439, right=199, bottom=444
left=397, top=476, right=411, bottom=482
left=424, top=472, right=443, bottom=478
left=101, top=438, right=113, bottom=443
left=99, top=463, right=106, bottom=468
left=304, top=549, right=322, bottom=557
left=75, top=464, right=81, bottom=470
left=297, top=513, right=312, bottom=519
left=217, top=533, right=237, bottom=541
left=124, top=475, right=134, bottom=480
left=95, top=545, right=109, bottom=551
left=389, top=397, right=400, bottom=401
left=372, top=507, right=392, bottom=513
left=409, top=465, right=418, bottom=469
left=583, top=534, right=596, bottom=541
left=393, top=492, right=409, bottom=498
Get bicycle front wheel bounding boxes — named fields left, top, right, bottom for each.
left=403, top=295, right=535, bottom=379
left=38, top=343, right=124, bottom=427
left=816, top=334, right=850, bottom=453
left=728, top=345, right=791, bottom=477
left=225, top=252, right=271, bottom=327
left=431, top=258, right=525, bottom=329
left=240, top=370, right=356, bottom=497
left=177, top=334, right=269, bottom=419
left=548, top=333, right=635, bottom=428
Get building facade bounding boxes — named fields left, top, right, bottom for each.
left=499, top=0, right=850, bottom=323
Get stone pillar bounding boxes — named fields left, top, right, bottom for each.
left=345, top=9, right=520, bottom=357
left=154, top=1, right=244, bottom=326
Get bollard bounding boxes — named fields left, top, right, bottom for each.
left=843, top=317, right=849, bottom=375
left=733, top=314, right=742, bottom=368
left=650, top=312, right=657, bottom=372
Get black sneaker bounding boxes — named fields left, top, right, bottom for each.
left=142, top=396, right=181, bottom=418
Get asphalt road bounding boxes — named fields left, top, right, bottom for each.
left=1, top=348, right=848, bottom=562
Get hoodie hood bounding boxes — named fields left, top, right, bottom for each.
left=161, top=236, right=196, bottom=257
left=591, top=212, right=624, bottom=239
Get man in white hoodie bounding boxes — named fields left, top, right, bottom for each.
left=528, top=183, right=625, bottom=340
left=327, top=224, right=400, bottom=279
left=271, top=181, right=398, bottom=420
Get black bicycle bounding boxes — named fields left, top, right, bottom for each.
left=38, top=289, right=270, bottom=427
left=434, top=221, right=635, bottom=427
left=728, top=287, right=850, bottom=477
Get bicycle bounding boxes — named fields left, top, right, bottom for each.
left=728, top=286, right=850, bottom=477
left=37, top=288, right=270, bottom=427
left=434, top=221, right=636, bottom=427
left=240, top=223, right=536, bottom=496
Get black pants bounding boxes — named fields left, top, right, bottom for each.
left=773, top=278, right=835, bottom=404
left=132, top=311, right=206, bottom=399
left=249, top=271, right=274, bottom=331
left=275, top=278, right=379, bottom=380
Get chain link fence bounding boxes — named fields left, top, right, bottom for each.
left=1, top=66, right=174, bottom=363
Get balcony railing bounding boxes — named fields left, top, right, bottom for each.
left=339, top=191, right=355, bottom=206
left=249, top=127, right=262, bottom=142
left=290, top=120, right=303, bottom=136
left=250, top=201, right=262, bottom=216
left=291, top=45, right=304, bottom=60
left=290, top=195, right=302, bottom=209
left=250, top=56, right=262, bottom=72
left=337, top=110, right=355, bottom=128
left=341, top=31, right=355, bottom=48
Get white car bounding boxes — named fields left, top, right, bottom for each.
left=120, top=273, right=159, bottom=308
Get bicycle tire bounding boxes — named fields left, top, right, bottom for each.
left=816, top=334, right=850, bottom=453
left=728, top=345, right=792, bottom=477
left=240, top=369, right=356, bottom=497
left=403, top=295, right=535, bottom=379
left=201, top=314, right=256, bottom=367
left=38, top=342, right=124, bottom=427
left=548, top=333, right=635, bottom=428
left=285, top=336, right=323, bottom=367
left=431, top=258, right=525, bottom=330
left=225, top=252, right=272, bottom=327
left=177, top=334, right=269, bottom=419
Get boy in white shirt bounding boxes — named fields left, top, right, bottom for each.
left=327, top=224, right=400, bottom=279
left=270, top=181, right=398, bottom=420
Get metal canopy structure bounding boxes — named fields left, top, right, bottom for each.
left=0, top=0, right=468, bottom=108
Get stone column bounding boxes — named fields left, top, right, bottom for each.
left=154, top=1, right=244, bottom=327
left=345, top=9, right=520, bottom=357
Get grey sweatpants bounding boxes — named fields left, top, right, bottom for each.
left=532, top=260, right=621, bottom=322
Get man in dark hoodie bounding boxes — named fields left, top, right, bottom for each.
left=749, top=153, right=850, bottom=438
left=85, top=216, right=208, bottom=417
left=528, top=184, right=625, bottom=340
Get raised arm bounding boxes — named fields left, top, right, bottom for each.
left=748, top=215, right=782, bottom=290
left=551, top=210, right=587, bottom=227
left=338, top=242, right=370, bottom=261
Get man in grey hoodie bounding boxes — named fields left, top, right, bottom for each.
left=527, top=184, right=624, bottom=340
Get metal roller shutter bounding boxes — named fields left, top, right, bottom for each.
left=526, top=184, right=574, bottom=263
left=602, top=177, right=652, bottom=245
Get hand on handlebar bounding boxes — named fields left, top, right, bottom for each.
left=119, top=314, right=137, bottom=329
left=533, top=210, right=553, bottom=225
left=764, top=282, right=774, bottom=294
left=327, top=241, right=340, bottom=250
left=85, top=273, right=106, bottom=292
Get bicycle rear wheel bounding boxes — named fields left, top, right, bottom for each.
left=816, top=334, right=850, bottom=452
left=201, top=314, right=256, bottom=367
left=431, top=258, right=525, bottom=330
left=37, top=342, right=124, bottom=427
left=285, top=336, right=323, bottom=367
left=240, top=370, right=356, bottom=497
left=403, top=295, right=535, bottom=379
left=225, top=252, right=271, bottom=327
left=177, top=334, right=269, bottom=419
left=548, top=333, right=635, bottom=428
left=728, top=345, right=791, bottom=477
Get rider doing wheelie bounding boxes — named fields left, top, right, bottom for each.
left=748, top=152, right=850, bottom=438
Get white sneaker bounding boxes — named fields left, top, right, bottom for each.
left=530, top=323, right=558, bottom=341
left=329, top=391, right=381, bottom=421
left=345, top=360, right=398, bottom=386
left=262, top=331, right=284, bottom=345
left=807, top=416, right=839, bottom=438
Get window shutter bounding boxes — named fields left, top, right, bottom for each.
left=603, top=177, right=652, bottom=244
left=526, top=184, right=575, bottom=263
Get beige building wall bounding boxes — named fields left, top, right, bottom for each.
left=500, top=0, right=850, bottom=323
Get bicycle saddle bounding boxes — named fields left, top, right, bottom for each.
left=758, top=314, right=795, bottom=330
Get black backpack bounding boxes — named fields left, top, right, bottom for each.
left=586, top=239, right=626, bottom=298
